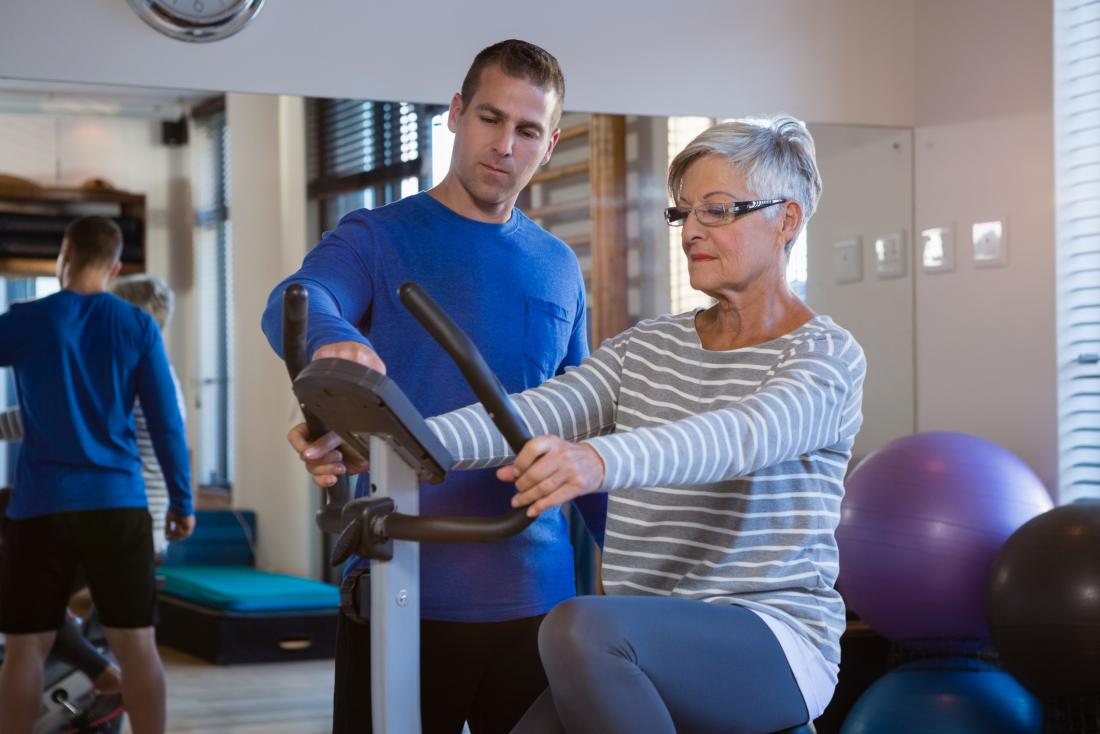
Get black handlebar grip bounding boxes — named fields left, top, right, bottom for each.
left=396, top=282, right=535, bottom=538
left=398, top=282, right=532, bottom=453
left=283, top=285, right=352, bottom=516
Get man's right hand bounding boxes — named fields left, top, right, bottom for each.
left=166, top=512, right=196, bottom=541
left=312, top=340, right=387, bottom=374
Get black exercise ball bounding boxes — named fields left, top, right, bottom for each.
left=986, top=500, right=1100, bottom=698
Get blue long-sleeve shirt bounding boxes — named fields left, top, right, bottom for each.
left=261, top=192, right=606, bottom=622
left=0, top=290, right=192, bottom=519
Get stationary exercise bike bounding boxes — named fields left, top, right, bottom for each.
left=34, top=613, right=124, bottom=734
left=282, top=283, right=816, bottom=734
left=283, top=282, right=538, bottom=733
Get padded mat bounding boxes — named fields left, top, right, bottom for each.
left=158, top=566, right=339, bottom=612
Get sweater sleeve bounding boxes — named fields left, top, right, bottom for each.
left=134, top=326, right=193, bottom=515
left=587, top=331, right=866, bottom=492
left=260, top=220, right=378, bottom=361
left=426, top=329, right=631, bottom=469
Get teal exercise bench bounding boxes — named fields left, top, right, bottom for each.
left=155, top=509, right=339, bottom=664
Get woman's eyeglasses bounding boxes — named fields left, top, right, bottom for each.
left=664, top=199, right=786, bottom=227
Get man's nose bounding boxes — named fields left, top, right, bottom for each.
left=492, top=126, right=515, bottom=156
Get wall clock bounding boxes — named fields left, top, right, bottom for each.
left=127, top=0, right=266, bottom=43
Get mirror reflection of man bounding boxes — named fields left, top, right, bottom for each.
left=262, top=39, right=606, bottom=733
left=0, top=217, right=194, bottom=734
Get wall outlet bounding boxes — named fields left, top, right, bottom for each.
left=875, top=231, right=907, bottom=279
left=921, top=225, right=955, bottom=273
left=973, top=220, right=1007, bottom=267
left=833, top=238, right=863, bottom=284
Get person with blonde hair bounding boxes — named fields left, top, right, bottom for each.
left=111, top=274, right=186, bottom=558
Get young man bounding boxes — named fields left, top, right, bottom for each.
left=0, top=274, right=187, bottom=558
left=262, top=40, right=605, bottom=733
left=0, top=217, right=194, bottom=734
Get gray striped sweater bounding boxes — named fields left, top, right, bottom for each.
left=134, top=365, right=186, bottom=554
left=427, top=311, right=865, bottom=665
left=0, top=408, right=21, bottom=445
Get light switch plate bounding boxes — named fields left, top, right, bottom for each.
left=921, top=225, right=955, bottom=273
left=833, top=238, right=862, bottom=284
left=875, top=231, right=907, bottom=279
left=973, top=220, right=1007, bottom=267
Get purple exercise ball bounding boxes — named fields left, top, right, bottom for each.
left=836, top=432, right=1052, bottom=645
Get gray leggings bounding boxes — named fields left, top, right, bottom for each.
left=512, top=596, right=809, bottom=734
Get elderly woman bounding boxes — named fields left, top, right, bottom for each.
left=300, top=116, right=865, bottom=733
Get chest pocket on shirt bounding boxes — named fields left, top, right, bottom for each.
left=523, top=296, right=570, bottom=378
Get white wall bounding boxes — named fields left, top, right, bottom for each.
left=0, top=0, right=915, bottom=126
left=0, top=0, right=1062, bottom=560
left=808, top=125, right=915, bottom=461
left=913, top=0, right=1056, bottom=492
left=0, top=112, right=199, bottom=481
left=226, top=93, right=318, bottom=576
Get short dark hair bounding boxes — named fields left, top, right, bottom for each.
left=63, top=216, right=123, bottom=272
left=460, top=39, right=565, bottom=122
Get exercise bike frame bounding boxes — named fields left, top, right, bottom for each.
left=282, top=281, right=536, bottom=733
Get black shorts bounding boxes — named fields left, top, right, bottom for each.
left=0, top=508, right=156, bottom=633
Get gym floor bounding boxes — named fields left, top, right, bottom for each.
left=148, top=647, right=333, bottom=733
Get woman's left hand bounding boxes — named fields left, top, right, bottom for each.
left=497, top=435, right=606, bottom=517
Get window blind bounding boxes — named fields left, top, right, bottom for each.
left=193, top=105, right=234, bottom=487
left=1057, top=0, right=1100, bottom=502
left=306, top=99, right=438, bottom=203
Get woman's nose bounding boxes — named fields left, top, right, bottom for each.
left=682, top=212, right=707, bottom=241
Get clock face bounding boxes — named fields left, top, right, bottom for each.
left=128, top=0, right=266, bottom=42
left=151, top=0, right=243, bottom=25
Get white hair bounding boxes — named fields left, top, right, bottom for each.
left=667, top=115, right=822, bottom=250
left=111, top=274, right=175, bottom=330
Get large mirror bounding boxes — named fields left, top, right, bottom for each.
left=0, top=76, right=915, bottom=732
left=0, top=81, right=910, bottom=493
left=806, top=124, right=914, bottom=459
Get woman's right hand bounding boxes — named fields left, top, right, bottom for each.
left=288, top=339, right=381, bottom=487
left=287, top=422, right=370, bottom=488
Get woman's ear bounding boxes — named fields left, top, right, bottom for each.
left=780, top=200, right=804, bottom=242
